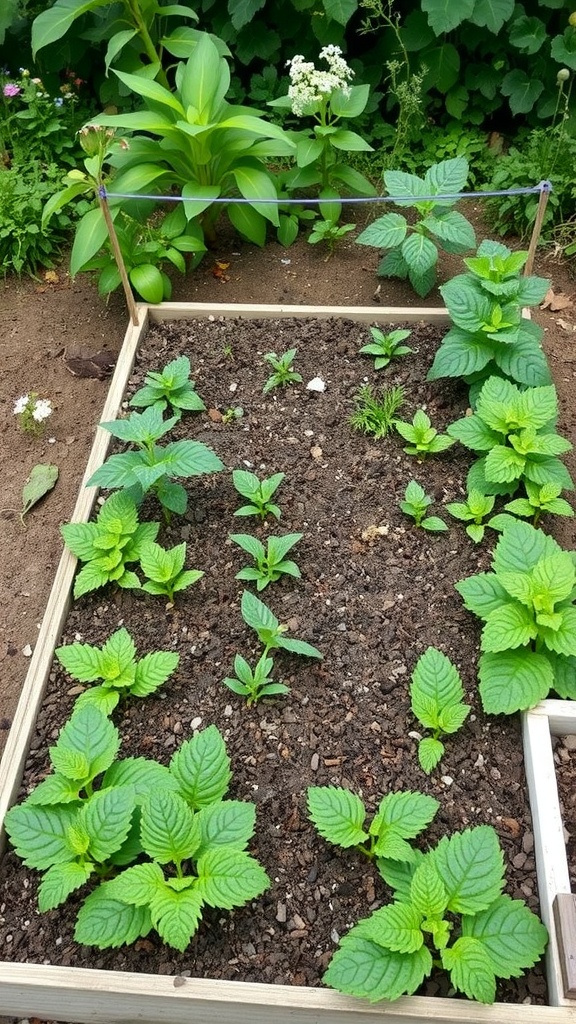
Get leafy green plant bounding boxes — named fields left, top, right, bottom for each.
left=428, top=240, right=551, bottom=394
left=503, top=481, right=574, bottom=527
left=87, top=404, right=224, bottom=516
left=0, top=162, right=76, bottom=274
left=307, top=787, right=439, bottom=862
left=93, top=33, right=295, bottom=247
left=55, top=627, right=179, bottom=714
left=445, top=489, right=496, bottom=543
left=394, top=409, right=455, bottom=458
left=129, top=355, right=205, bottom=417
left=307, top=218, right=355, bottom=255
left=241, top=589, right=322, bottom=661
left=410, top=647, right=471, bottom=774
left=139, top=541, right=204, bottom=603
left=231, top=532, right=302, bottom=591
left=222, top=652, right=289, bottom=705
left=232, top=469, right=284, bottom=521
left=359, top=326, right=412, bottom=370
left=447, top=376, right=574, bottom=499
left=456, top=519, right=576, bottom=713
left=0, top=68, right=86, bottom=168
left=5, top=709, right=270, bottom=952
left=350, top=383, right=405, bottom=439
left=61, top=491, right=159, bottom=599
left=269, top=45, right=375, bottom=208
left=399, top=481, right=447, bottom=533
left=356, top=158, right=476, bottom=297
left=263, top=349, right=302, bottom=393
left=322, top=817, right=547, bottom=1004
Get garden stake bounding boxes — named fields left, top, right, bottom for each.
left=98, top=190, right=140, bottom=326
left=524, top=180, right=552, bottom=277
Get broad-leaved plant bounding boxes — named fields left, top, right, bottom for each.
left=223, top=652, right=289, bottom=705
left=139, top=540, right=203, bottom=603
left=503, top=481, right=574, bottom=527
left=399, top=481, right=447, bottom=532
left=410, top=647, right=471, bottom=773
left=231, top=532, right=302, bottom=591
left=130, top=355, right=205, bottom=418
left=241, top=590, right=322, bottom=660
left=359, top=326, right=413, bottom=370
left=445, top=489, right=497, bottom=543
left=394, top=409, right=455, bottom=458
left=232, top=469, right=285, bottom=521
left=263, top=349, right=302, bottom=393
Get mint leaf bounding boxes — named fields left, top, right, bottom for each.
left=481, top=603, right=537, bottom=652
left=149, top=884, right=204, bottom=951
left=169, top=725, right=232, bottom=808
left=418, top=737, right=445, bottom=774
left=478, top=649, right=553, bottom=714
left=307, top=787, right=369, bottom=848
left=442, top=936, right=496, bottom=1003
left=358, top=902, right=424, bottom=954
left=83, top=786, right=135, bottom=862
left=410, top=647, right=465, bottom=726
left=196, top=847, right=270, bottom=909
left=4, top=803, right=77, bottom=869
left=75, top=884, right=152, bottom=948
left=49, top=704, right=119, bottom=784
left=193, top=800, right=256, bottom=858
left=38, top=860, right=93, bottom=912
left=370, top=791, right=440, bottom=841
left=324, top=933, right=432, bottom=1001
left=433, top=826, right=504, bottom=914
left=131, top=650, right=179, bottom=697
left=106, top=862, right=166, bottom=906
left=462, top=894, right=548, bottom=978
left=455, top=573, right=509, bottom=619
left=102, top=756, right=180, bottom=802
left=25, top=772, right=82, bottom=806
left=140, top=790, right=200, bottom=864
left=410, top=859, right=448, bottom=919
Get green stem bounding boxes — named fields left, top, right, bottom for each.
left=123, top=0, right=170, bottom=89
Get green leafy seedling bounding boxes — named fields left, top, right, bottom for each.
left=223, top=652, right=289, bottom=705
left=359, top=326, right=412, bottom=369
left=232, top=469, right=285, bottom=521
left=399, top=481, right=447, bottom=532
left=308, top=218, right=355, bottom=255
left=410, top=647, right=471, bottom=773
left=231, top=532, right=302, bottom=591
left=445, top=489, right=496, bottom=543
left=456, top=518, right=576, bottom=713
left=61, top=491, right=159, bottom=599
left=87, top=404, right=224, bottom=516
left=241, top=589, right=322, bottom=660
left=139, top=540, right=203, bottom=603
left=322, top=818, right=548, bottom=1004
left=263, top=349, right=302, bottom=393
left=350, top=383, right=405, bottom=439
left=394, top=409, right=455, bottom=458
left=307, top=787, right=440, bottom=862
left=129, top=355, right=205, bottom=417
left=447, top=376, right=573, bottom=499
left=56, top=627, right=179, bottom=714
left=503, top=480, right=574, bottom=527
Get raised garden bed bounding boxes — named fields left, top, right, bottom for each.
left=0, top=302, right=574, bottom=1024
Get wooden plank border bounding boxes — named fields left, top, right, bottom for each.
left=2, top=302, right=574, bottom=1023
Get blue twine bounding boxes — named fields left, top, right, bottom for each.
left=98, top=180, right=552, bottom=205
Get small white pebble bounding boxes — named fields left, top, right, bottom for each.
left=191, top=716, right=202, bottom=730
left=229, top=382, right=238, bottom=392
left=441, top=775, right=453, bottom=787
left=22, top=644, right=33, bottom=657
left=306, top=376, right=326, bottom=392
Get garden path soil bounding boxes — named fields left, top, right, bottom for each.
left=1, top=217, right=576, bottom=1022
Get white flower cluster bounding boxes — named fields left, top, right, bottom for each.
left=13, top=394, right=52, bottom=422
left=286, top=45, right=354, bottom=117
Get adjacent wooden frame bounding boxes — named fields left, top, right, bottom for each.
left=1, top=302, right=574, bottom=1024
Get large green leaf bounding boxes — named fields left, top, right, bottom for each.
left=356, top=213, right=407, bottom=250
left=4, top=803, right=77, bottom=870
left=421, top=0, right=474, bottom=33
left=423, top=210, right=475, bottom=250
left=230, top=0, right=266, bottom=31
left=75, top=885, right=152, bottom=948
left=307, top=787, right=368, bottom=848
left=84, top=786, right=135, bottom=862
left=501, top=70, right=544, bottom=114
left=50, top=704, right=119, bottom=783
left=129, top=265, right=165, bottom=304
left=442, top=936, right=496, bottom=1003
left=462, top=894, right=548, bottom=978
left=509, top=15, right=547, bottom=54
left=420, top=44, right=460, bottom=94
left=481, top=603, right=538, bottom=652
left=428, top=331, right=493, bottom=380
left=401, top=233, right=438, bottom=276
left=551, top=29, right=576, bottom=71
left=228, top=202, right=267, bottom=246
left=358, top=903, right=424, bottom=954
left=231, top=165, right=280, bottom=226
left=70, top=208, right=109, bottom=277
left=433, top=826, right=504, bottom=914
left=170, top=725, right=231, bottom=808
left=424, top=158, right=469, bottom=200
left=479, top=649, right=553, bottom=713
left=149, top=884, right=204, bottom=951
left=180, top=33, right=228, bottom=119
left=330, top=83, right=370, bottom=118
left=193, top=800, right=256, bottom=857
left=492, top=519, right=559, bottom=574
left=140, top=790, right=199, bottom=863
left=371, top=791, right=439, bottom=841
left=32, top=0, right=109, bottom=55
left=411, top=647, right=466, bottom=728
left=196, top=848, right=270, bottom=908
left=113, top=69, right=184, bottom=115
left=469, top=0, right=514, bottom=34
left=38, top=861, right=93, bottom=912
left=455, top=573, right=509, bottom=620
left=324, top=933, right=432, bottom=1001
left=384, top=170, right=427, bottom=205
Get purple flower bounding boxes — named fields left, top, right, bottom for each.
left=3, top=83, right=21, bottom=97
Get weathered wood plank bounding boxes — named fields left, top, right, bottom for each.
left=554, top=895, right=576, bottom=998
left=144, top=301, right=450, bottom=324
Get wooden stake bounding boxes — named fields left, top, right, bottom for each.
left=98, top=192, right=140, bottom=326
left=525, top=181, right=551, bottom=276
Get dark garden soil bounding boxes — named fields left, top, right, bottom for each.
left=0, top=312, right=557, bottom=1007
left=1, top=214, right=576, bottom=1022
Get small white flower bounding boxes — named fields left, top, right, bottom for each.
left=31, top=398, right=52, bottom=422
left=13, top=394, right=29, bottom=415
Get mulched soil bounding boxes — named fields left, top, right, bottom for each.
left=0, top=315, right=548, bottom=1005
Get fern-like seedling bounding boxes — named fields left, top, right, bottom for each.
left=410, top=647, right=471, bottom=773
left=350, top=383, right=405, bottom=439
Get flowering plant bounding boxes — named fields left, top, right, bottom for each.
left=1, top=68, right=86, bottom=167
left=13, top=393, right=53, bottom=435
left=269, top=45, right=376, bottom=220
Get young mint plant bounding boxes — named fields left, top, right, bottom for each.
left=307, top=787, right=440, bottom=862
left=350, top=383, right=405, bottom=439
left=428, top=239, right=551, bottom=393
left=55, top=627, right=179, bottom=715
left=308, top=218, right=355, bottom=255
left=263, top=349, right=302, bottom=393
left=456, top=519, right=576, bottom=713
left=359, top=326, right=413, bottom=370
left=232, top=469, right=285, bottom=521
left=399, top=481, right=447, bottom=532
left=447, top=376, right=573, bottom=498
left=61, top=491, right=159, bottom=599
left=356, top=157, right=476, bottom=296
left=410, top=648, right=471, bottom=774
left=223, top=652, right=289, bottom=705
left=230, top=532, right=302, bottom=591
left=503, top=480, right=574, bottom=527
left=129, top=355, right=205, bottom=417
left=87, top=404, right=224, bottom=516
left=322, top=820, right=548, bottom=1004
left=139, top=540, right=204, bottom=603
left=445, top=489, right=496, bottom=543
left=240, top=589, right=322, bottom=660
left=394, top=409, right=456, bottom=458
